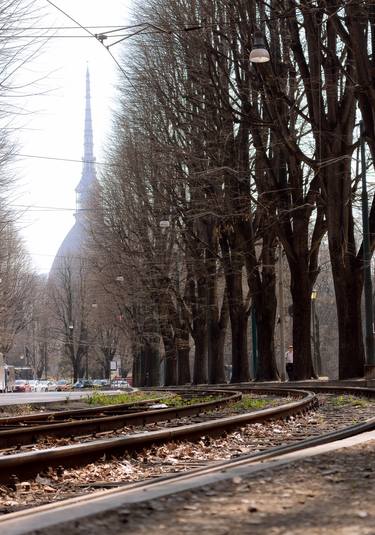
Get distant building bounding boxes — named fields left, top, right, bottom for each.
left=50, top=67, right=97, bottom=270
left=48, top=68, right=98, bottom=380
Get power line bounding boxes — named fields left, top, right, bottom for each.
left=44, top=0, right=132, bottom=86
left=14, top=152, right=118, bottom=167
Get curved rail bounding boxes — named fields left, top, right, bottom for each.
left=0, top=388, right=314, bottom=484
left=226, top=383, right=375, bottom=399
left=0, top=389, right=241, bottom=450
left=0, top=397, right=165, bottom=426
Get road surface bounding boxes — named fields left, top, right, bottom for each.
left=0, top=391, right=112, bottom=406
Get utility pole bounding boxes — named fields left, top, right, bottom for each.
left=361, top=121, right=375, bottom=379
left=278, top=243, right=286, bottom=381
left=251, top=304, right=257, bottom=379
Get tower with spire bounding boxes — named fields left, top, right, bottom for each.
left=50, top=68, right=97, bottom=271
left=75, top=67, right=97, bottom=216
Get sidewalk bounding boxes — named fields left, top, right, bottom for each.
left=97, top=438, right=375, bottom=535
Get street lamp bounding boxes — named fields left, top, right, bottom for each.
left=360, top=120, right=375, bottom=378
left=249, top=30, right=270, bottom=64
left=311, top=290, right=317, bottom=377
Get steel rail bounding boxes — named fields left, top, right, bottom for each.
left=0, top=388, right=314, bottom=484
left=0, top=428, right=373, bottom=535
left=0, top=389, right=241, bottom=450
left=226, top=383, right=375, bottom=398
left=0, top=397, right=166, bottom=426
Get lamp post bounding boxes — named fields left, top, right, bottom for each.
left=251, top=304, right=257, bottom=379
left=248, top=29, right=268, bottom=380
left=311, top=290, right=318, bottom=377
left=278, top=243, right=286, bottom=381
left=360, top=121, right=375, bottom=378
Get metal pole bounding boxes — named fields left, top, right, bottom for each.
left=360, top=121, right=375, bottom=378
left=278, top=243, right=286, bottom=380
left=311, top=298, right=316, bottom=376
left=251, top=305, right=257, bottom=379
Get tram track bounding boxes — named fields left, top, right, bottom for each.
left=0, top=384, right=374, bottom=535
left=0, top=389, right=241, bottom=450
left=0, top=388, right=312, bottom=484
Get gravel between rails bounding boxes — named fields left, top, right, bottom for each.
left=0, top=394, right=373, bottom=515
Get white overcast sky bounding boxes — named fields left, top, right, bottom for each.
left=12, top=0, right=131, bottom=273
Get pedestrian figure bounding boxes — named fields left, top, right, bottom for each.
left=285, top=345, right=294, bottom=381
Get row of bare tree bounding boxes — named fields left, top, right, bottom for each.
left=83, top=0, right=375, bottom=386
left=0, top=1, right=49, bottom=367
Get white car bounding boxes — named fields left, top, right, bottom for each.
left=28, top=380, right=40, bottom=392
left=38, top=381, right=50, bottom=392
left=47, top=381, right=57, bottom=391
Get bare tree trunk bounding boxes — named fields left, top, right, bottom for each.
left=289, top=265, right=316, bottom=379
left=254, top=278, right=278, bottom=381
left=176, top=322, right=190, bottom=384
left=192, top=321, right=207, bottom=384
left=331, top=262, right=365, bottom=379
left=160, top=322, right=177, bottom=386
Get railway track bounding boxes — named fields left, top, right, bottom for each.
left=0, top=387, right=312, bottom=483
left=0, top=389, right=241, bottom=450
left=0, top=383, right=373, bottom=535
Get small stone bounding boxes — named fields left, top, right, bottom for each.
left=232, top=476, right=242, bottom=485
left=321, top=469, right=338, bottom=476
left=248, top=505, right=258, bottom=513
left=357, top=511, right=368, bottom=518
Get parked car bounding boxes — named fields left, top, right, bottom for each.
left=38, top=381, right=49, bottom=392
left=56, top=380, right=71, bottom=392
left=92, top=379, right=110, bottom=388
left=73, top=379, right=94, bottom=389
left=111, top=380, right=129, bottom=389
left=46, top=381, right=57, bottom=391
left=14, top=380, right=32, bottom=393
left=28, top=380, right=39, bottom=392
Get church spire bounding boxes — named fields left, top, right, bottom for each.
left=75, top=66, right=96, bottom=213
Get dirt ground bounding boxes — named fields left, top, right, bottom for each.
left=26, top=439, right=375, bottom=535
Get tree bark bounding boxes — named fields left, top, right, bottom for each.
left=160, top=322, right=177, bottom=386
left=176, top=322, right=191, bottom=384
left=289, top=263, right=315, bottom=379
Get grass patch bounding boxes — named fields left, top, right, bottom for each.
left=160, top=394, right=219, bottom=407
left=231, top=395, right=278, bottom=411
left=86, top=391, right=161, bottom=406
left=331, top=395, right=372, bottom=408
left=86, top=391, right=218, bottom=407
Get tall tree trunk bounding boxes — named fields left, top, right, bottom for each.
left=192, top=322, right=207, bottom=384
left=189, top=271, right=207, bottom=384
left=331, top=263, right=365, bottom=379
left=324, top=155, right=365, bottom=378
left=290, top=267, right=315, bottom=379
left=144, top=339, right=160, bottom=386
left=220, top=235, right=250, bottom=383
left=132, top=341, right=143, bottom=386
left=248, top=232, right=279, bottom=381
left=254, top=281, right=278, bottom=381
left=229, top=306, right=249, bottom=383
left=206, top=226, right=227, bottom=384
left=160, top=322, right=177, bottom=386
left=176, top=322, right=191, bottom=384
